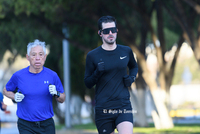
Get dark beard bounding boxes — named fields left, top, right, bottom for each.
left=105, top=40, right=115, bottom=45
left=104, top=35, right=115, bottom=45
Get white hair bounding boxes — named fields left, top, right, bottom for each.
left=27, top=39, right=46, bottom=56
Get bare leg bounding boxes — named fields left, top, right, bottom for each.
left=116, top=121, right=133, bottom=134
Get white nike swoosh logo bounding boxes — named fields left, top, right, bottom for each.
left=120, top=56, right=127, bottom=59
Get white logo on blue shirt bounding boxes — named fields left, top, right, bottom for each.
left=120, top=56, right=127, bottom=59
left=44, top=81, right=49, bottom=84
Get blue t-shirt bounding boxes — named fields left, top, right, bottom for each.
left=6, top=66, right=64, bottom=121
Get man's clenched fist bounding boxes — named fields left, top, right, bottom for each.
left=15, top=92, right=25, bottom=102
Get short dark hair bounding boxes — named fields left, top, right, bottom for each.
left=98, top=16, right=117, bottom=30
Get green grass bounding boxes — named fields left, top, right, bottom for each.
left=133, top=125, right=200, bottom=134
left=66, top=123, right=200, bottom=134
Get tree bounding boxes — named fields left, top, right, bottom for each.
left=0, top=0, right=199, bottom=128
left=163, top=0, right=200, bottom=65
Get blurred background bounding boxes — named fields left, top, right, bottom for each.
left=1, top=0, right=200, bottom=133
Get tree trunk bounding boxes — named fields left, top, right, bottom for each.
left=129, top=88, right=148, bottom=127
left=151, top=89, right=174, bottom=129
left=137, top=89, right=148, bottom=127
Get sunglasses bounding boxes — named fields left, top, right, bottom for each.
left=101, top=27, right=117, bottom=34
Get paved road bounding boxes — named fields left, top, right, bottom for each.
left=0, top=122, right=99, bottom=134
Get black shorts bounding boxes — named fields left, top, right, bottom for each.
left=17, top=118, right=55, bottom=134
left=95, top=104, right=133, bottom=134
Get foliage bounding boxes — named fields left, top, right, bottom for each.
left=1, top=0, right=200, bottom=125
left=0, top=0, right=181, bottom=92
